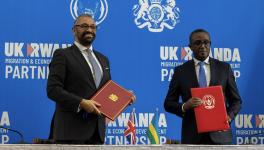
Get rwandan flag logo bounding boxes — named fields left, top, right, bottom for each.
left=147, top=109, right=160, bottom=144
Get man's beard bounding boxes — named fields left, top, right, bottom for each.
left=79, top=32, right=96, bottom=46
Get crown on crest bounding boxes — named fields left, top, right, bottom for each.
left=150, top=0, right=162, bottom=4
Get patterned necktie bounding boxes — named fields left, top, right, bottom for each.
left=198, top=61, right=207, bottom=87
left=87, top=49, right=102, bottom=88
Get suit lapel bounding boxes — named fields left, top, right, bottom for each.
left=209, top=58, right=216, bottom=86
left=187, top=60, right=200, bottom=88
left=70, top=45, right=97, bottom=90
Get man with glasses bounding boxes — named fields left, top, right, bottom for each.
left=47, top=14, right=111, bottom=144
left=164, top=29, right=242, bottom=144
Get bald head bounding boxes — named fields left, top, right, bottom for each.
left=72, top=14, right=97, bottom=47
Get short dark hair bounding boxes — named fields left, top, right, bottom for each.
left=73, top=14, right=94, bottom=26
left=189, top=29, right=210, bottom=43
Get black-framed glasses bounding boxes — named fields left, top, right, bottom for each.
left=192, top=40, right=211, bottom=47
left=75, top=24, right=97, bottom=30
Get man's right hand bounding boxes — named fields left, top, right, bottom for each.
left=183, top=97, right=203, bottom=111
left=80, top=99, right=101, bottom=115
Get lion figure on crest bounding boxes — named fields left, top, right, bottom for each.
left=133, top=0, right=149, bottom=25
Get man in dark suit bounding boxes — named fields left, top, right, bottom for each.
left=164, top=29, right=242, bottom=144
left=47, top=14, right=111, bottom=144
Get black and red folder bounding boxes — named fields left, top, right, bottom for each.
left=191, top=86, right=230, bottom=133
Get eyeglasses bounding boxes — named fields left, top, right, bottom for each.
left=192, top=40, right=211, bottom=47
left=75, top=24, right=97, bottom=30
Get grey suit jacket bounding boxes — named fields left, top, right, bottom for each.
left=47, top=44, right=111, bottom=142
left=164, top=57, right=242, bottom=144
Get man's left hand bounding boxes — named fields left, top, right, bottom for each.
left=129, top=90, right=136, bottom=105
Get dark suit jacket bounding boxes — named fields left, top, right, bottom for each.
left=164, top=57, right=242, bottom=144
left=47, top=44, right=111, bottom=142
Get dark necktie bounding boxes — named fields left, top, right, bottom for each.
left=199, top=61, right=207, bottom=87
left=87, top=49, right=102, bottom=88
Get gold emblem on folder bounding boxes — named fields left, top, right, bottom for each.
left=109, top=94, right=118, bottom=102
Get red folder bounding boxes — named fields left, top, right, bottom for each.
left=191, top=86, right=230, bottom=133
left=92, top=80, right=135, bottom=121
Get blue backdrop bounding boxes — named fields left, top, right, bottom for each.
left=1, top=0, right=264, bottom=144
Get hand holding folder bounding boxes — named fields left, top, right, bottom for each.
left=80, top=99, right=102, bottom=115
left=128, top=90, right=136, bottom=104
left=91, top=80, right=135, bottom=121
left=182, top=97, right=203, bottom=111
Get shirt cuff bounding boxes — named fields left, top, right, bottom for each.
left=182, top=103, right=186, bottom=113
left=77, top=104, right=81, bottom=113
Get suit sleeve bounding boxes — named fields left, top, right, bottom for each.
left=46, top=49, right=82, bottom=112
left=225, top=65, right=242, bottom=121
left=106, top=56, right=111, bottom=80
left=164, top=67, right=185, bottom=118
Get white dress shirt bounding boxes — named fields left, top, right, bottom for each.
left=74, top=41, right=103, bottom=78
left=193, top=57, right=211, bottom=87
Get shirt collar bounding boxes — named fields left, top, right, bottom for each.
left=193, top=56, right=210, bottom=66
left=74, top=41, right=93, bottom=52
